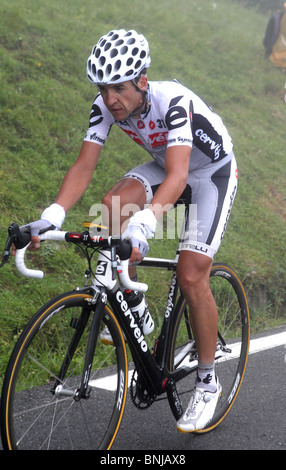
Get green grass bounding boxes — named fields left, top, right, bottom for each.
left=0, top=0, right=285, bottom=384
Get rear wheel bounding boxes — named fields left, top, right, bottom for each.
left=170, top=263, right=250, bottom=431
left=1, top=291, right=128, bottom=450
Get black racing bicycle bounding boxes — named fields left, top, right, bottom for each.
left=0, top=221, right=250, bottom=450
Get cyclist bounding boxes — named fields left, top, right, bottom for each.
left=19, top=29, right=237, bottom=432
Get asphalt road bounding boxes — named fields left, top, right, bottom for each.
left=112, top=325, right=286, bottom=451
left=1, top=325, right=285, bottom=452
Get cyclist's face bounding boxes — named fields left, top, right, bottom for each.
left=98, top=77, right=147, bottom=120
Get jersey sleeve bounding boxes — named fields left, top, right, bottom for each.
left=84, top=94, right=115, bottom=146
left=164, top=93, right=193, bottom=149
left=164, top=85, right=232, bottom=162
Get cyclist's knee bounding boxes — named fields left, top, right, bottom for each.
left=177, top=269, right=208, bottom=297
left=101, top=191, right=121, bottom=234
left=102, top=191, right=113, bottom=212
left=176, top=251, right=212, bottom=297
left=102, top=180, right=146, bottom=212
left=102, top=179, right=147, bottom=234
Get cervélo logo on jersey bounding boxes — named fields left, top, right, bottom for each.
left=121, top=129, right=144, bottom=145
left=122, top=128, right=168, bottom=149
left=149, top=131, right=168, bottom=148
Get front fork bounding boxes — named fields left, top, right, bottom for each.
left=51, top=247, right=119, bottom=401
left=76, top=292, right=106, bottom=399
left=51, top=290, right=106, bottom=401
left=64, top=247, right=116, bottom=400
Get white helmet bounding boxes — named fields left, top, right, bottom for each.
left=87, top=29, right=151, bottom=85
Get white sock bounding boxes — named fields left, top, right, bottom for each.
left=196, top=362, right=217, bottom=392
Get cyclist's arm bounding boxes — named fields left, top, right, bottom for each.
left=16, top=141, right=102, bottom=254
left=55, top=141, right=102, bottom=212
left=149, top=145, right=191, bottom=219
left=129, top=145, right=191, bottom=264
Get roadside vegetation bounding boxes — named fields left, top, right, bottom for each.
left=0, top=0, right=285, bottom=384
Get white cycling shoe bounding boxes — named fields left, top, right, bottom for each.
left=177, top=379, right=222, bottom=433
left=100, top=326, right=119, bottom=345
left=100, top=309, right=154, bottom=345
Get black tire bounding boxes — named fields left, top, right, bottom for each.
left=1, top=291, right=128, bottom=450
left=170, top=263, right=250, bottom=431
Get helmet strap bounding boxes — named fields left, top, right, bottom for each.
left=129, top=79, right=150, bottom=119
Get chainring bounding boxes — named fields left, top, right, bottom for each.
left=130, top=370, right=156, bottom=410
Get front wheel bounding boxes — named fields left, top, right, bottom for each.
left=1, top=291, right=128, bottom=450
left=170, top=263, right=250, bottom=432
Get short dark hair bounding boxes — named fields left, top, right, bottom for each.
left=134, top=68, right=147, bottom=85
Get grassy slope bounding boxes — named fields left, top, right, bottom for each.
left=0, top=0, right=285, bottom=379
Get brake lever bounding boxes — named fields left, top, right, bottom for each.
left=0, top=245, right=11, bottom=268
left=0, top=224, right=16, bottom=268
left=0, top=223, right=31, bottom=268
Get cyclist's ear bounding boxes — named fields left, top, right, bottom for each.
left=136, top=75, right=148, bottom=91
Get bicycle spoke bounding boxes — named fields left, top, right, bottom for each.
left=1, top=293, right=128, bottom=450
left=170, top=264, right=249, bottom=432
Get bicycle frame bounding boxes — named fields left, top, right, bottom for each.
left=7, top=226, right=196, bottom=420
left=1, top=221, right=250, bottom=449
left=87, top=249, right=195, bottom=420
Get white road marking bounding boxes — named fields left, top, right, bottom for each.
left=248, top=331, right=286, bottom=354
left=89, top=331, right=286, bottom=391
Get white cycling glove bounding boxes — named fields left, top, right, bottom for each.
left=41, top=203, right=65, bottom=229
left=24, top=203, right=66, bottom=237
left=122, top=208, right=157, bottom=258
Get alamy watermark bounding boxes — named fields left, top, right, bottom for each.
left=88, top=197, right=199, bottom=242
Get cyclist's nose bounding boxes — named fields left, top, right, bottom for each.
left=105, top=90, right=117, bottom=107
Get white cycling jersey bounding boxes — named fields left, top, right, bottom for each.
left=84, top=79, right=237, bottom=259
left=84, top=80, right=233, bottom=171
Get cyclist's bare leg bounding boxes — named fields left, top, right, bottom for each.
left=102, top=177, right=147, bottom=276
left=176, top=250, right=218, bottom=365
left=102, top=177, right=147, bottom=231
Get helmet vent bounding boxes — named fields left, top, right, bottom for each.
left=106, top=64, right=112, bottom=76
left=110, top=48, right=118, bottom=58
left=104, top=42, right=111, bottom=52
left=120, top=46, right=128, bottom=55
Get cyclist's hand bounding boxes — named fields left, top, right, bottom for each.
left=129, top=247, right=144, bottom=264
left=122, top=225, right=149, bottom=261
left=11, top=220, right=55, bottom=255
left=29, top=219, right=56, bottom=252
left=128, top=208, right=157, bottom=239
left=122, top=208, right=156, bottom=261
left=12, top=203, right=65, bottom=255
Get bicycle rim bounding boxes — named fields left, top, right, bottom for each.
left=170, top=263, right=250, bottom=432
left=1, top=292, right=128, bottom=450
